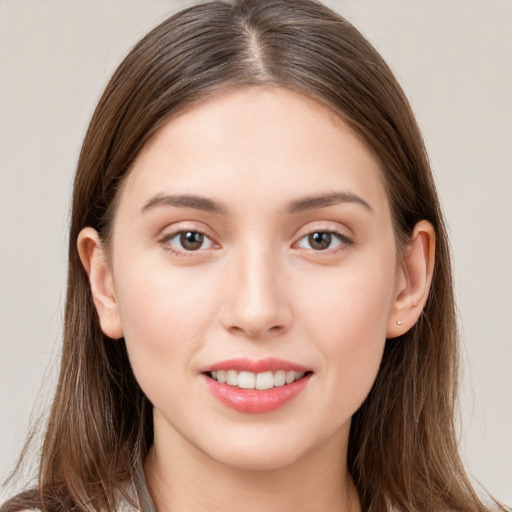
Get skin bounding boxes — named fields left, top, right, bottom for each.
left=78, top=87, right=435, bottom=512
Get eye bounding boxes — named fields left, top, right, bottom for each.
left=295, top=231, right=350, bottom=251
left=163, top=230, right=215, bottom=253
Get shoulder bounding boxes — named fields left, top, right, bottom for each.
left=1, top=470, right=150, bottom=512
left=0, top=489, right=39, bottom=512
left=0, top=488, right=73, bottom=512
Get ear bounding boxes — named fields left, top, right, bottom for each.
left=77, top=227, right=123, bottom=339
left=387, top=220, right=436, bottom=338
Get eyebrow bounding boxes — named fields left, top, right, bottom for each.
left=285, top=192, right=373, bottom=214
left=141, top=190, right=372, bottom=216
left=141, top=193, right=228, bottom=215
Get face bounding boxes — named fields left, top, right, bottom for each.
left=101, top=87, right=404, bottom=471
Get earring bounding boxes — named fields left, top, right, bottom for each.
left=396, top=319, right=402, bottom=326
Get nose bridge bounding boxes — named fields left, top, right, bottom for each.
left=221, top=240, right=291, bottom=338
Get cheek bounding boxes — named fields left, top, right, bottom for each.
left=112, top=263, right=222, bottom=392
left=299, top=256, right=396, bottom=340
left=117, top=257, right=221, bottom=331
left=296, top=258, right=395, bottom=412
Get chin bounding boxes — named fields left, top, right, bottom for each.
left=209, top=443, right=308, bottom=472
left=199, top=421, right=346, bottom=474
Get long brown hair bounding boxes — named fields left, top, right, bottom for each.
left=2, top=1, right=502, bottom=511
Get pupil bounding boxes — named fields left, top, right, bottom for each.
left=180, top=231, right=203, bottom=250
left=309, top=232, right=331, bottom=250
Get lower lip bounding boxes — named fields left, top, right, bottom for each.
left=202, top=374, right=312, bottom=413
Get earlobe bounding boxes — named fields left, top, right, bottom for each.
left=387, top=220, right=436, bottom=338
left=77, top=227, right=124, bottom=339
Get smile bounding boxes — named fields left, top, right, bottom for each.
left=207, top=370, right=307, bottom=390
left=201, top=358, right=313, bottom=413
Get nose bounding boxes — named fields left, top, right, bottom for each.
left=220, top=245, right=292, bottom=339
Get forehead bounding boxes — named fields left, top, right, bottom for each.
left=118, top=86, right=389, bottom=218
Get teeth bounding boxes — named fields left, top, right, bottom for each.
left=238, top=371, right=256, bottom=389
left=208, top=369, right=307, bottom=389
left=274, top=370, right=286, bottom=387
left=226, top=370, right=238, bottom=386
left=255, top=371, right=273, bottom=390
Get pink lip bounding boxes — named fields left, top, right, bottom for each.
left=200, top=358, right=313, bottom=414
left=202, top=374, right=312, bottom=413
left=200, top=357, right=310, bottom=374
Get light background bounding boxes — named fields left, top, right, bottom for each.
left=0, top=0, right=511, bottom=505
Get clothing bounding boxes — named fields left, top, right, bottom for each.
left=129, top=464, right=156, bottom=512
left=11, top=466, right=155, bottom=512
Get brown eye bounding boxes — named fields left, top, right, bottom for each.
left=308, top=232, right=333, bottom=250
left=295, top=230, right=350, bottom=253
left=163, top=230, right=215, bottom=253
left=180, top=231, right=204, bottom=250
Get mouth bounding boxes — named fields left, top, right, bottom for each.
left=205, top=369, right=312, bottom=390
left=201, top=358, right=313, bottom=413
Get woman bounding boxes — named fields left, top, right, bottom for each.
left=1, top=0, right=507, bottom=511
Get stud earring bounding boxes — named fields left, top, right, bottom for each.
left=396, top=319, right=402, bottom=326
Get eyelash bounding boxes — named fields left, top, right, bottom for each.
left=159, top=228, right=353, bottom=256
left=159, top=228, right=216, bottom=256
left=294, top=231, right=353, bottom=254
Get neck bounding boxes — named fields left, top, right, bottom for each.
left=144, top=415, right=360, bottom=512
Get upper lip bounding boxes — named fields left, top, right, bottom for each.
left=200, top=357, right=311, bottom=374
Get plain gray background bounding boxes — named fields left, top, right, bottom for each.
left=1, top=0, right=511, bottom=504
